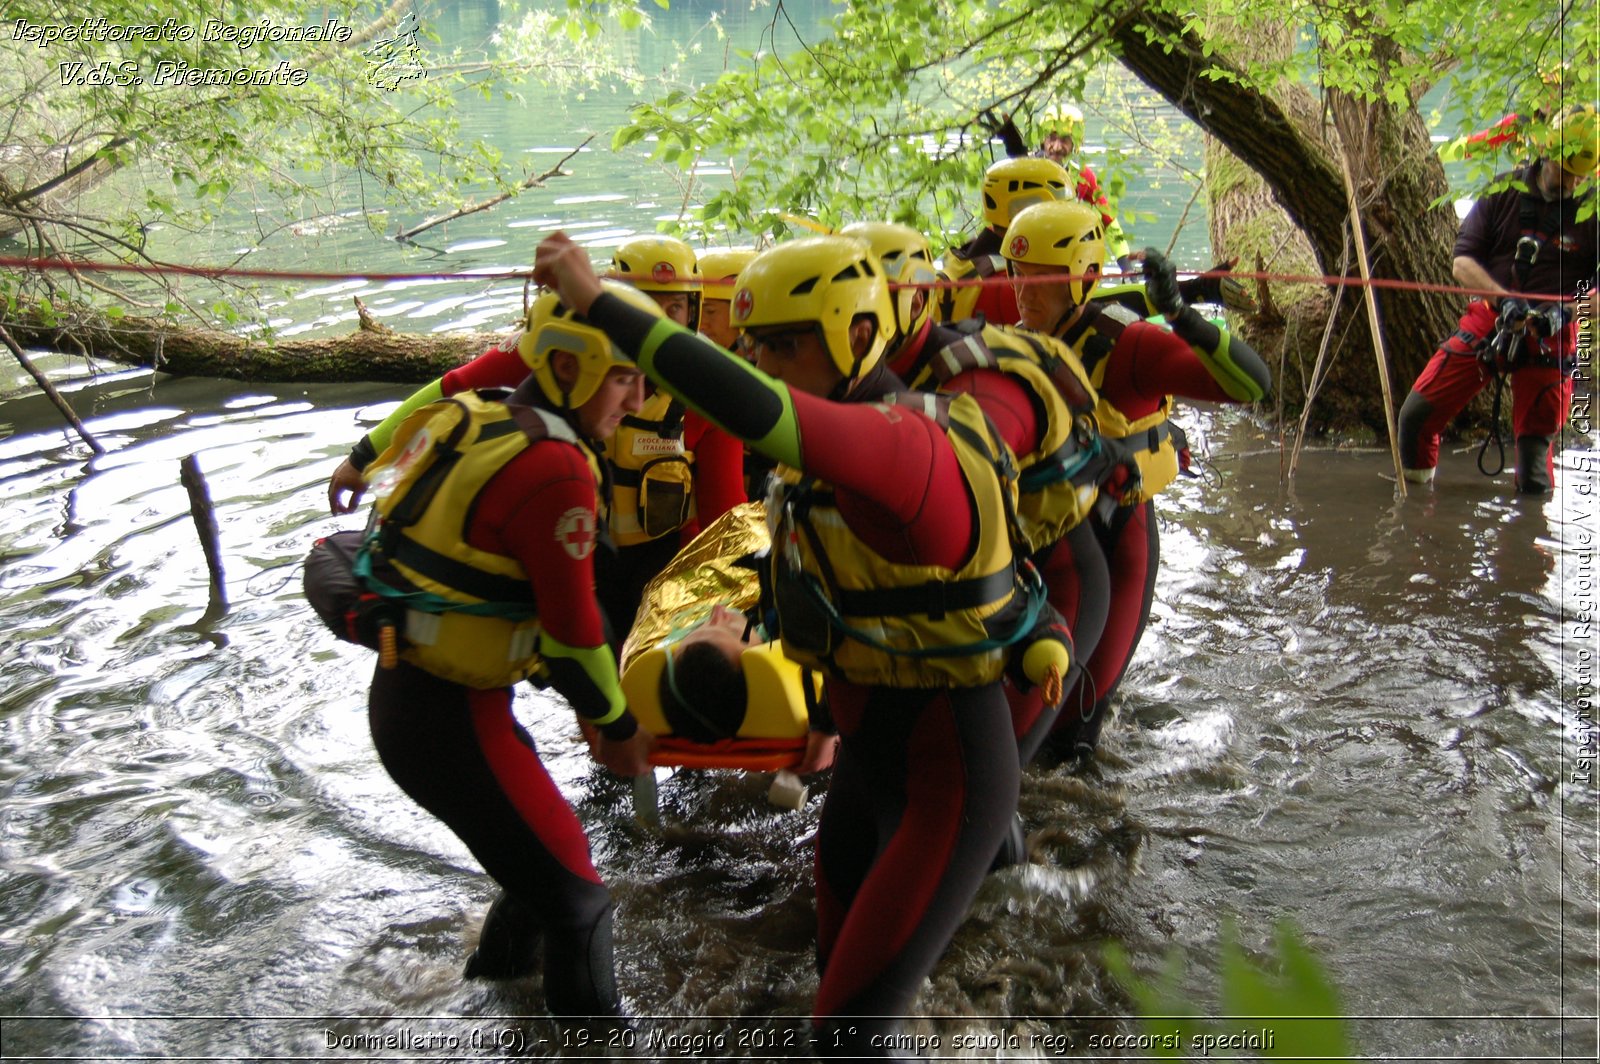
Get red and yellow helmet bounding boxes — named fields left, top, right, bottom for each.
left=732, top=236, right=894, bottom=383
left=697, top=247, right=759, bottom=301
left=839, top=221, right=937, bottom=342
left=612, top=235, right=701, bottom=329
left=1002, top=200, right=1106, bottom=306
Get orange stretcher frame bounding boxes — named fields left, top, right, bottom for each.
left=647, top=736, right=806, bottom=772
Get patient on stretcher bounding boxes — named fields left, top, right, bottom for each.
left=618, top=504, right=837, bottom=774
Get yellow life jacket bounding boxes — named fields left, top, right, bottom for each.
left=357, top=390, right=604, bottom=689
left=935, top=250, right=1006, bottom=324
left=903, top=320, right=1108, bottom=551
left=1063, top=303, right=1183, bottom=502
left=607, top=390, right=695, bottom=547
left=767, top=391, right=1038, bottom=688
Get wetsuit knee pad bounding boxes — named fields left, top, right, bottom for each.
left=542, top=905, right=621, bottom=1017
left=1395, top=390, right=1435, bottom=469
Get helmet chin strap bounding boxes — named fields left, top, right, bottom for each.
left=1050, top=301, right=1082, bottom=338
left=833, top=319, right=879, bottom=399
left=830, top=371, right=858, bottom=402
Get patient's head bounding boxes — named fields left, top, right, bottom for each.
left=659, top=604, right=759, bottom=741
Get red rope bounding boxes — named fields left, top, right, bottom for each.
left=0, top=254, right=520, bottom=284
left=0, top=254, right=1576, bottom=306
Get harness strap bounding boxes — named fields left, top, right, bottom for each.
left=1017, top=432, right=1099, bottom=491
left=833, top=566, right=1017, bottom=621
left=970, top=254, right=1003, bottom=278
left=618, top=397, right=687, bottom=438
left=1060, top=303, right=1122, bottom=379
left=383, top=535, right=537, bottom=607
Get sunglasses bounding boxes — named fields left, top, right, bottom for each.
left=740, top=324, right=818, bottom=359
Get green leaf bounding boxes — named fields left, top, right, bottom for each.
left=612, top=124, right=650, bottom=150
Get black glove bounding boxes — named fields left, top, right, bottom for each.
left=1141, top=247, right=1185, bottom=319
left=1178, top=258, right=1258, bottom=314
left=1496, top=297, right=1530, bottom=330
left=1528, top=301, right=1569, bottom=338
left=980, top=109, right=1027, bottom=158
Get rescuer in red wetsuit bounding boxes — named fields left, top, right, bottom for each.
left=352, top=283, right=660, bottom=1016
left=843, top=220, right=1108, bottom=772
left=1003, top=200, right=1272, bottom=761
left=1397, top=106, right=1600, bottom=494
left=536, top=230, right=1044, bottom=1059
left=937, top=155, right=1074, bottom=326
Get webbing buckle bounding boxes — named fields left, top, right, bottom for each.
left=1514, top=235, right=1541, bottom=268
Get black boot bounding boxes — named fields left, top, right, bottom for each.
left=989, top=812, right=1028, bottom=872
left=1069, top=702, right=1109, bottom=769
left=1514, top=435, right=1552, bottom=495
left=463, top=890, right=542, bottom=980
left=543, top=904, right=622, bottom=1018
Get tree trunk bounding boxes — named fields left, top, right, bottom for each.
left=1197, top=19, right=1328, bottom=427
left=1111, top=7, right=1463, bottom=435
left=5, top=297, right=497, bottom=384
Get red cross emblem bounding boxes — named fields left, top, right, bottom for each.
left=395, top=427, right=432, bottom=471
left=1009, top=235, right=1030, bottom=258
left=651, top=261, right=677, bottom=284
left=733, top=287, right=754, bottom=321
left=555, top=506, right=597, bottom=560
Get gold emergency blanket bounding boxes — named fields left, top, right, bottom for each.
left=619, top=501, right=769, bottom=673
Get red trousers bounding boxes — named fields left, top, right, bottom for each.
left=1397, top=300, right=1574, bottom=488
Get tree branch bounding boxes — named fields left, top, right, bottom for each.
left=1109, top=4, right=1349, bottom=266
left=393, top=135, right=593, bottom=242
left=5, top=136, right=132, bottom=207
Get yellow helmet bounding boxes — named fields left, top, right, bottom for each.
left=611, top=234, right=700, bottom=292
left=980, top=156, right=1071, bottom=230
left=1039, top=102, right=1085, bottom=144
left=698, top=247, right=758, bottom=301
left=1550, top=105, right=1599, bottom=176
left=1002, top=200, right=1106, bottom=305
left=731, top=236, right=894, bottom=383
left=839, top=221, right=937, bottom=342
left=518, top=282, right=663, bottom=409
left=612, top=234, right=701, bottom=328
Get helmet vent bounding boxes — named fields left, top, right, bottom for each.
left=790, top=276, right=820, bottom=296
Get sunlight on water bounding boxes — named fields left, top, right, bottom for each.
left=2, top=5, right=1597, bottom=1061
left=1, top=375, right=1596, bottom=1061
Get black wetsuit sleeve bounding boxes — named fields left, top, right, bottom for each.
left=587, top=292, right=803, bottom=467
left=349, top=435, right=378, bottom=472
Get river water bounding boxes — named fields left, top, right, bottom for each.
left=2, top=1, right=1597, bottom=1061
